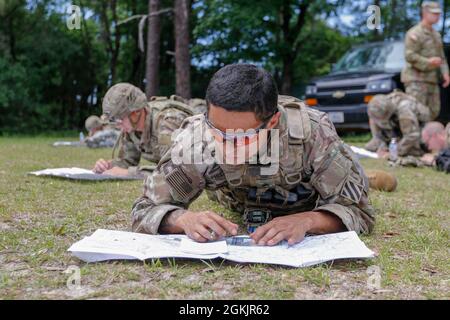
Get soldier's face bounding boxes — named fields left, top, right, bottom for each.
left=117, top=110, right=145, bottom=133
left=207, top=104, right=280, bottom=163
left=423, top=10, right=440, bottom=24
left=423, top=131, right=446, bottom=152
left=117, top=116, right=133, bottom=133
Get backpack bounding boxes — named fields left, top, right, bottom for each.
left=435, top=148, right=450, bottom=173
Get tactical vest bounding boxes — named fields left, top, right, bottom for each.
left=169, top=95, right=207, bottom=115
left=389, top=91, right=429, bottom=123
left=213, top=97, right=320, bottom=216
left=148, top=96, right=194, bottom=139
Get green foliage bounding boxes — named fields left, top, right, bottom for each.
left=1, top=0, right=448, bottom=133
left=0, top=57, right=29, bottom=132
left=192, top=0, right=347, bottom=86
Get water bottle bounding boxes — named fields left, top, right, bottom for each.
left=79, top=131, right=85, bottom=142
left=389, top=138, right=398, bottom=161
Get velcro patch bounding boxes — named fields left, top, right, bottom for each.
left=163, top=162, right=195, bottom=202
left=409, top=33, right=418, bottom=41
left=341, top=177, right=363, bottom=203
left=205, top=165, right=227, bottom=189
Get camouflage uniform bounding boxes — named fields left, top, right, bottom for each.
left=131, top=96, right=375, bottom=235
left=187, top=98, right=207, bottom=115
left=84, top=115, right=120, bottom=148
left=170, top=94, right=207, bottom=115
left=85, top=115, right=103, bottom=134
left=365, top=92, right=430, bottom=157
left=111, top=96, right=195, bottom=177
left=401, top=22, right=449, bottom=120
left=85, top=128, right=120, bottom=148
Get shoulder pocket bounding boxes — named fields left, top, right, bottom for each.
left=312, top=150, right=351, bottom=199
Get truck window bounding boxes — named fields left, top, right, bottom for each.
left=332, top=42, right=405, bottom=74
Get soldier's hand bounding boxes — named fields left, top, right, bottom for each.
left=443, top=73, right=450, bottom=88
left=93, top=159, right=112, bottom=173
left=420, top=153, right=436, bottom=166
left=103, top=167, right=129, bottom=176
left=175, top=211, right=238, bottom=242
left=250, top=214, right=312, bottom=246
left=377, top=150, right=390, bottom=160
left=428, top=57, right=443, bottom=68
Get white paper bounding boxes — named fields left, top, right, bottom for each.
left=180, top=238, right=228, bottom=255
left=68, top=229, right=219, bottom=262
left=52, top=141, right=83, bottom=147
left=350, top=146, right=379, bottom=159
left=28, top=168, right=141, bottom=180
left=68, top=229, right=375, bottom=267
left=30, top=167, right=94, bottom=176
left=223, top=232, right=375, bottom=267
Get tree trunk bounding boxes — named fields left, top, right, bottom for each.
left=99, top=0, right=121, bottom=84
left=110, top=0, right=120, bottom=84
left=129, top=0, right=144, bottom=86
left=278, top=1, right=309, bottom=95
left=174, top=0, right=191, bottom=99
left=145, top=0, right=161, bottom=98
left=442, top=0, right=448, bottom=38
left=281, top=56, right=293, bottom=94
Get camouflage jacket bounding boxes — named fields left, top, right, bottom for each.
left=85, top=129, right=120, bottom=148
left=111, top=97, right=194, bottom=176
left=372, top=91, right=430, bottom=156
left=401, top=23, right=449, bottom=84
left=131, top=97, right=375, bottom=235
left=170, top=94, right=207, bottom=115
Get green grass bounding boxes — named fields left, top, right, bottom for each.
left=0, top=136, right=449, bottom=299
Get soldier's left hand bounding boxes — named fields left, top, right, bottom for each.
left=250, top=213, right=313, bottom=246
left=103, top=167, right=129, bottom=176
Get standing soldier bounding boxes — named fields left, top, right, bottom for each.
left=93, top=83, right=195, bottom=177
left=401, top=1, right=450, bottom=120
left=131, top=64, right=374, bottom=245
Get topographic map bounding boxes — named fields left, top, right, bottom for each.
left=69, top=229, right=375, bottom=267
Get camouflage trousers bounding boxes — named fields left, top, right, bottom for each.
left=366, top=119, right=387, bottom=152
left=405, top=82, right=440, bottom=121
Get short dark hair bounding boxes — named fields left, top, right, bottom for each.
left=205, top=64, right=279, bottom=120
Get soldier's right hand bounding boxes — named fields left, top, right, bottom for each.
left=420, top=153, right=436, bottom=166
left=428, top=57, right=443, bottom=68
left=175, top=211, right=238, bottom=242
left=93, top=159, right=112, bottom=173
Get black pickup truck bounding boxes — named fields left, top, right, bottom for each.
left=304, top=40, right=450, bottom=131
